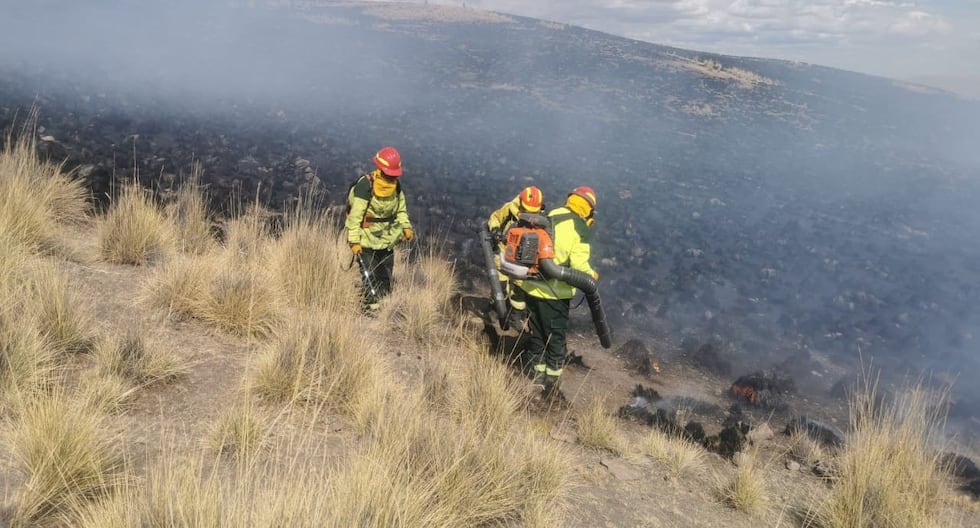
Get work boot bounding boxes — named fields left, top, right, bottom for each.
left=541, top=374, right=561, bottom=400
left=361, top=302, right=380, bottom=317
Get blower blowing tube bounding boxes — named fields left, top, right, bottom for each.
left=479, top=225, right=510, bottom=330
left=539, top=259, right=613, bottom=349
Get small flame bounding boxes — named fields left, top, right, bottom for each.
left=651, top=361, right=661, bottom=374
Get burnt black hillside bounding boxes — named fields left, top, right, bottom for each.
left=2, top=1, right=979, bottom=426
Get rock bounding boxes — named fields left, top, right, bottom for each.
left=940, top=452, right=980, bottom=480
left=786, top=460, right=801, bottom=472
left=747, top=423, right=775, bottom=444
left=785, top=416, right=845, bottom=447
left=600, top=457, right=642, bottom=481
left=812, top=459, right=833, bottom=478
left=549, top=424, right=577, bottom=444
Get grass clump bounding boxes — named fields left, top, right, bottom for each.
left=639, top=427, right=706, bottom=479
left=0, top=306, right=57, bottom=403
left=810, top=381, right=952, bottom=528
left=381, top=249, right=457, bottom=342
left=576, top=394, right=627, bottom=454
left=721, top=448, right=769, bottom=515
left=4, top=392, right=123, bottom=526
left=98, top=183, right=175, bottom=265
left=250, top=312, right=386, bottom=428
left=91, top=328, right=184, bottom=386
left=207, top=399, right=270, bottom=460
left=268, top=208, right=356, bottom=311
left=334, top=391, right=573, bottom=527
left=0, top=111, right=89, bottom=256
left=23, top=259, right=96, bottom=355
left=164, top=162, right=215, bottom=255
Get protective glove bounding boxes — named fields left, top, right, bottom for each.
left=403, top=228, right=414, bottom=241
left=351, top=243, right=362, bottom=255
left=491, top=228, right=504, bottom=244
left=592, top=270, right=599, bottom=280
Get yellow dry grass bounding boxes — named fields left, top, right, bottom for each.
left=98, top=183, right=175, bottom=266
left=249, top=311, right=387, bottom=430
left=576, top=394, right=627, bottom=454
left=91, top=327, right=185, bottom=386
left=721, top=448, right=770, bottom=515
left=380, top=247, right=457, bottom=342
left=639, top=427, right=707, bottom=479
left=0, top=110, right=89, bottom=257
left=164, top=161, right=215, bottom=255
left=4, top=392, right=123, bottom=527
left=809, top=380, right=953, bottom=528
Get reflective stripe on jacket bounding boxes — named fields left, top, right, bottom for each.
left=345, top=174, right=412, bottom=249
left=519, top=206, right=594, bottom=300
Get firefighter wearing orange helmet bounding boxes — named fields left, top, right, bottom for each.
left=487, top=185, right=545, bottom=329
left=345, top=146, right=414, bottom=313
left=519, top=186, right=598, bottom=398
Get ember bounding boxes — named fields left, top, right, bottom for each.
left=730, top=369, right=795, bottom=410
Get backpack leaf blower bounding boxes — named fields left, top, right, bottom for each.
left=492, top=213, right=612, bottom=349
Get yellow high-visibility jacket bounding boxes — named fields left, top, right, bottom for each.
left=487, top=195, right=523, bottom=232
left=345, top=173, right=412, bottom=250
left=519, top=206, right=595, bottom=300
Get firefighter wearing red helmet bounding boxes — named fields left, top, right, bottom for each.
left=487, top=185, right=546, bottom=329
left=519, top=185, right=598, bottom=398
left=345, top=146, right=414, bottom=313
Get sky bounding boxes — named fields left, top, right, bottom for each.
left=406, top=0, right=980, bottom=82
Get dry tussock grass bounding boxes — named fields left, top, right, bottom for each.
left=810, top=381, right=953, bottom=528
left=164, top=162, right=214, bottom=255
left=790, top=428, right=829, bottom=467
left=576, top=394, right=627, bottom=454
left=721, top=448, right=770, bottom=515
left=344, top=389, right=572, bottom=527
left=268, top=209, right=355, bottom=311
left=447, top=333, right=522, bottom=437
left=207, top=399, right=271, bottom=460
left=4, top=392, right=123, bottom=526
left=639, top=427, right=706, bottom=479
left=141, top=213, right=282, bottom=337
left=250, top=312, right=387, bottom=429
left=23, top=258, right=96, bottom=355
left=0, top=112, right=89, bottom=256
left=91, top=327, right=184, bottom=386
left=98, top=183, right=175, bottom=265
left=140, top=252, right=215, bottom=319
left=76, top=370, right=139, bottom=415
left=0, top=305, right=57, bottom=403
left=381, top=247, right=457, bottom=342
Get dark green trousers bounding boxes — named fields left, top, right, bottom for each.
left=359, top=247, right=394, bottom=306
left=524, top=295, right=570, bottom=374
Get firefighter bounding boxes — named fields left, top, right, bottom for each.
left=487, top=185, right=544, bottom=329
left=519, top=186, right=598, bottom=397
left=345, top=146, right=414, bottom=314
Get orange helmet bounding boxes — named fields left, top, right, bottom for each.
left=519, top=186, right=543, bottom=213
left=568, top=186, right=596, bottom=209
left=373, top=146, right=403, bottom=177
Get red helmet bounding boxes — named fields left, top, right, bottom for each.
left=519, top=186, right=543, bottom=213
left=568, top=186, right=596, bottom=209
left=373, top=146, right=403, bottom=177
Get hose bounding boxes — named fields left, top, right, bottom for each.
left=539, top=259, right=612, bottom=348
left=479, top=225, right=510, bottom=329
